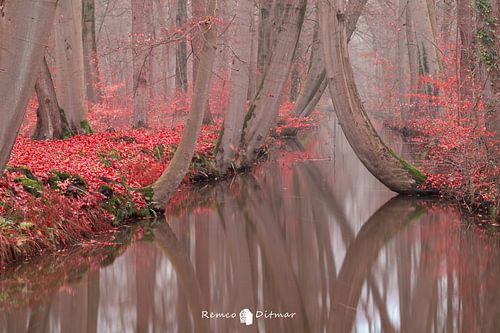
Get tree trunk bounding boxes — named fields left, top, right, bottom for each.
left=82, top=0, right=103, bottom=105
left=33, top=57, right=68, bottom=140
left=396, top=0, right=408, bottom=125
left=248, top=8, right=259, bottom=100
left=257, top=0, right=274, bottom=83
left=0, top=0, right=58, bottom=174
left=407, top=0, right=441, bottom=81
left=132, top=0, right=153, bottom=128
left=215, top=0, right=254, bottom=174
left=152, top=6, right=218, bottom=207
left=457, top=0, right=475, bottom=118
left=290, top=10, right=325, bottom=118
left=192, top=0, right=214, bottom=124
left=54, top=0, right=90, bottom=134
left=175, top=0, right=188, bottom=92
left=238, top=0, right=307, bottom=167
left=289, top=0, right=367, bottom=120
left=405, top=0, right=419, bottom=108
left=319, top=0, right=426, bottom=193
left=476, top=0, right=500, bottom=218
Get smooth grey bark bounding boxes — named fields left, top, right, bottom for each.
left=175, top=0, right=189, bottom=92
left=247, top=8, right=259, bottom=100
left=0, top=0, right=59, bottom=174
left=407, top=0, right=440, bottom=80
left=257, top=0, right=274, bottom=82
left=82, top=0, right=103, bottom=105
left=192, top=0, right=214, bottom=124
left=152, top=5, right=218, bottom=207
left=319, top=0, right=426, bottom=193
left=289, top=0, right=367, bottom=120
left=132, top=0, right=153, bottom=128
left=54, top=0, right=89, bottom=133
left=405, top=0, right=419, bottom=105
left=34, top=57, right=68, bottom=140
left=215, top=0, right=254, bottom=174
left=289, top=10, right=325, bottom=118
left=396, top=0, right=408, bottom=124
left=238, top=0, right=307, bottom=167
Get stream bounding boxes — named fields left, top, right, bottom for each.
left=1, top=114, right=499, bottom=333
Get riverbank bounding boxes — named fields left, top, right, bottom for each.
left=0, top=114, right=318, bottom=267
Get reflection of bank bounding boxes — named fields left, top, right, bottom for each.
left=155, top=155, right=428, bottom=333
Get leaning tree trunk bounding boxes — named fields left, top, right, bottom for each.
left=215, top=0, right=254, bottom=174
left=318, top=0, right=426, bottom=193
left=152, top=8, right=218, bottom=207
left=257, top=0, right=274, bottom=84
left=33, top=57, right=68, bottom=140
left=54, top=0, right=91, bottom=134
left=289, top=0, right=367, bottom=120
left=238, top=0, right=307, bottom=167
left=289, top=9, right=325, bottom=118
left=192, top=0, right=214, bottom=124
left=0, top=0, right=58, bottom=174
left=82, top=0, right=103, bottom=105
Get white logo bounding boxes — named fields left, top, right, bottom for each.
left=239, top=308, right=254, bottom=326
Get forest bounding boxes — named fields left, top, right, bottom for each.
left=0, top=0, right=500, bottom=332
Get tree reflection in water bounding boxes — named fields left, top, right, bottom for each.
left=1, top=118, right=500, bottom=333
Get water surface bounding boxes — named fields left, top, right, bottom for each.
left=1, top=115, right=499, bottom=333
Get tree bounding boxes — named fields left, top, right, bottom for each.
left=175, top=0, right=189, bottom=93
left=289, top=0, right=367, bottom=120
left=132, top=0, right=153, bottom=128
left=215, top=0, right=254, bottom=174
left=54, top=0, right=91, bottom=134
left=406, top=0, right=441, bottom=95
left=256, top=0, right=274, bottom=82
left=318, top=0, right=426, bottom=193
left=33, top=57, right=69, bottom=140
left=152, top=4, right=218, bottom=207
left=82, top=0, right=103, bottom=105
left=192, top=0, right=214, bottom=124
left=475, top=0, right=499, bottom=217
left=0, top=0, right=59, bottom=174
left=238, top=0, right=307, bottom=167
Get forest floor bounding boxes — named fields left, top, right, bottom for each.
left=0, top=106, right=318, bottom=267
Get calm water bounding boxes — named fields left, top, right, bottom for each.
left=1, top=115, right=500, bottom=333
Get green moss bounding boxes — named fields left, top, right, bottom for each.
left=489, top=206, right=497, bottom=220
left=135, top=186, right=154, bottom=204
left=99, top=148, right=122, bottom=167
left=48, top=170, right=87, bottom=196
left=13, top=176, right=43, bottom=196
left=152, top=143, right=165, bottom=160
left=110, top=136, right=136, bottom=143
left=388, top=149, right=427, bottom=186
left=98, top=184, right=113, bottom=198
left=213, top=125, right=224, bottom=155
left=57, top=108, right=74, bottom=139
left=80, top=120, right=93, bottom=135
left=475, top=0, right=498, bottom=71
left=8, top=166, right=37, bottom=180
left=102, top=194, right=138, bottom=225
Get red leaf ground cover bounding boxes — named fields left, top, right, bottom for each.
left=0, top=124, right=219, bottom=265
left=0, top=98, right=317, bottom=266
